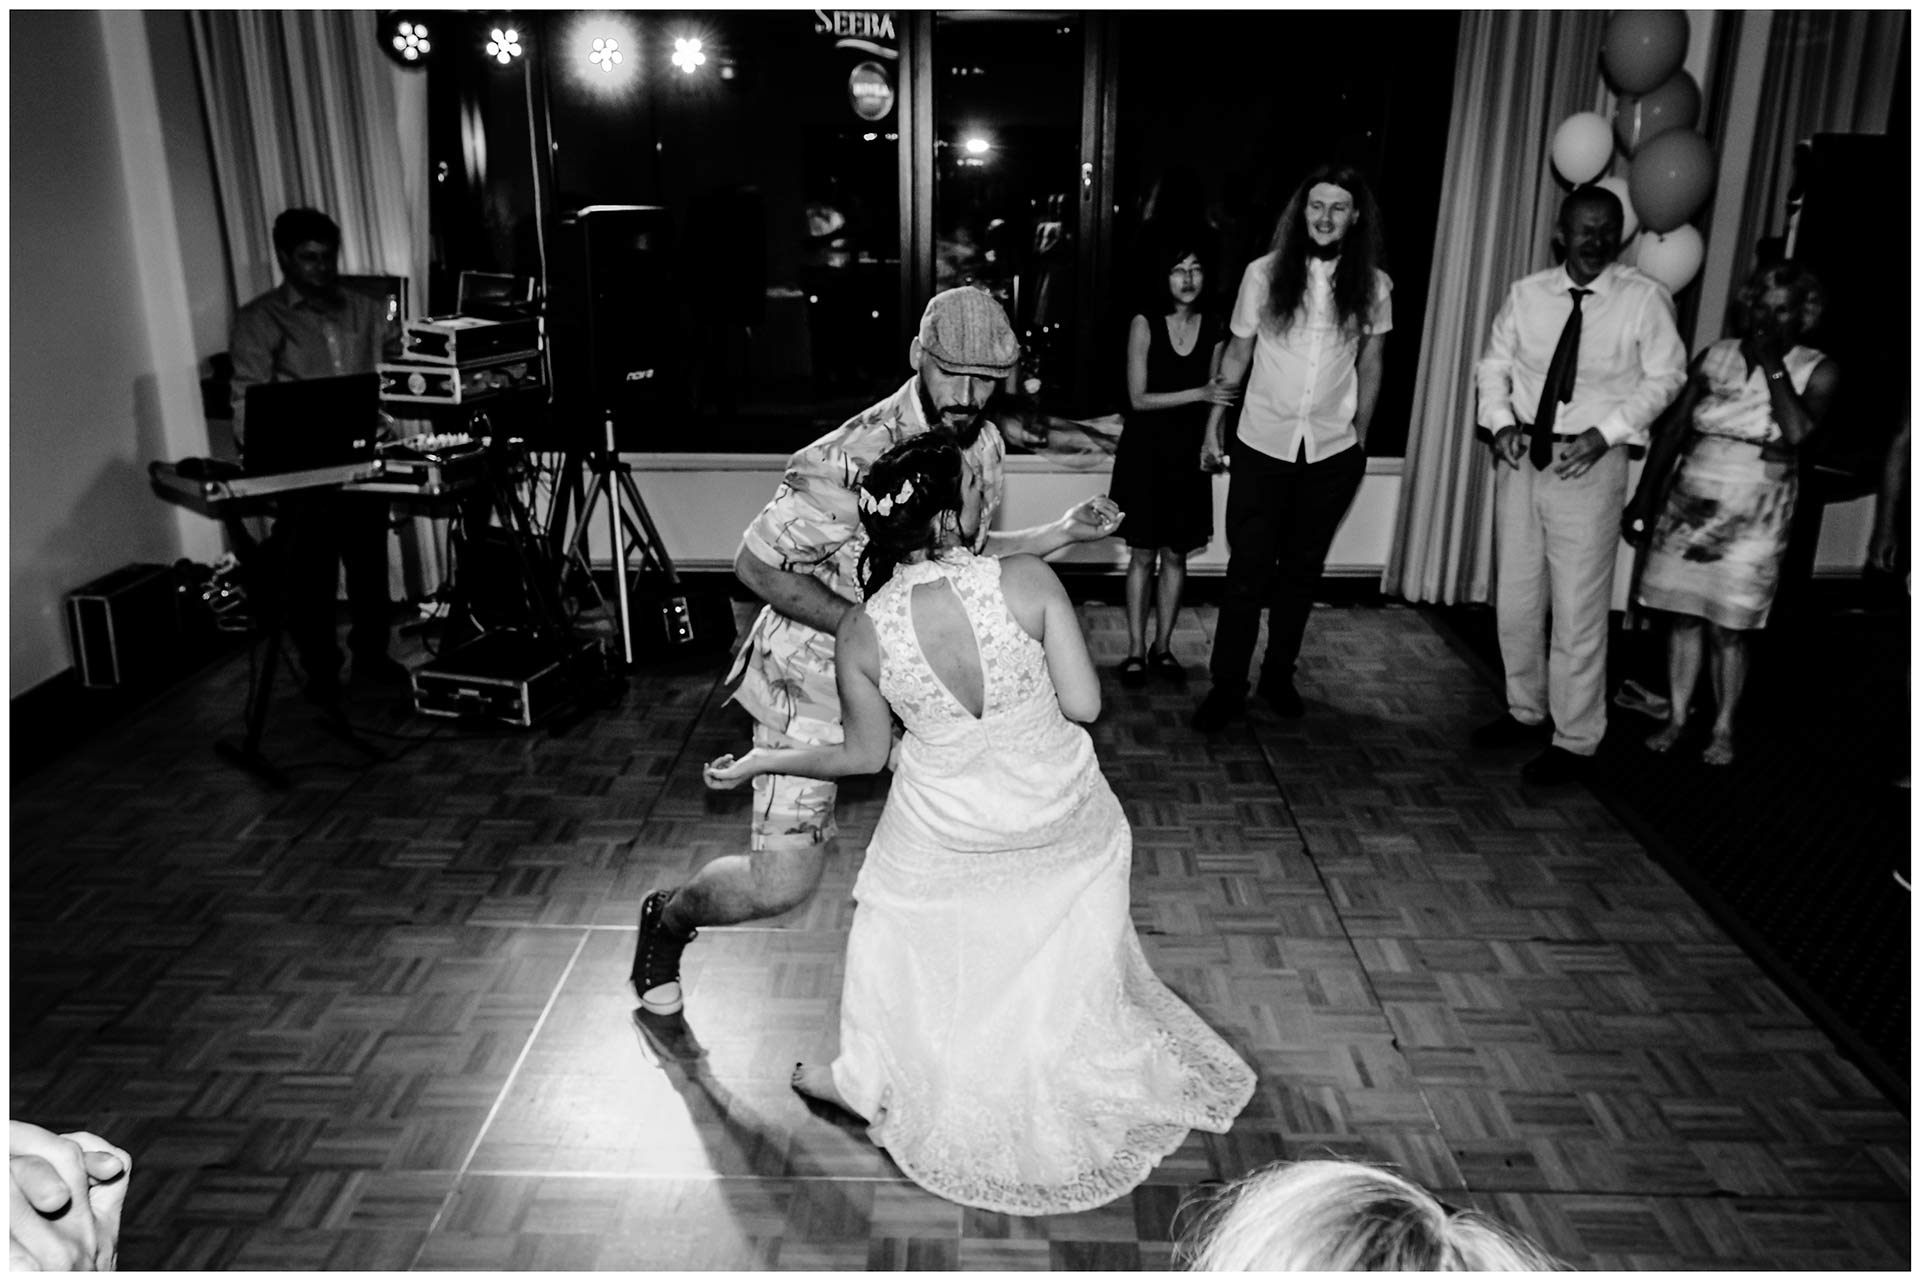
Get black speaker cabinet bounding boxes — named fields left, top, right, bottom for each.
left=1790, top=133, right=1905, bottom=476
left=65, top=563, right=181, bottom=689
left=548, top=204, right=687, bottom=440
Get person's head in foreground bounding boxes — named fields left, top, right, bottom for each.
left=1179, top=1159, right=1562, bottom=1271
left=855, top=435, right=983, bottom=595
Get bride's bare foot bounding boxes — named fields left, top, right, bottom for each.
left=1646, top=721, right=1686, bottom=753
left=1701, top=731, right=1734, bottom=766
left=791, top=1062, right=863, bottom=1118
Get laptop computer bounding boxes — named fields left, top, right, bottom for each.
left=243, top=373, right=381, bottom=475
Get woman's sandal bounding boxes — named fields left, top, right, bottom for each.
left=1119, top=656, right=1149, bottom=688
left=1147, top=648, right=1184, bottom=681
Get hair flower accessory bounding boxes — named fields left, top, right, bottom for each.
left=859, top=476, right=915, bottom=517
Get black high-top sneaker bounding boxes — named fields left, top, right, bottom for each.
left=630, top=890, right=696, bottom=1014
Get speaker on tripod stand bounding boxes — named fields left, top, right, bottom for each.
left=544, top=204, right=735, bottom=667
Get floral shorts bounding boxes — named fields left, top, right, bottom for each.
left=750, top=719, right=840, bottom=852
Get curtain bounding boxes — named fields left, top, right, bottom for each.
left=1382, top=10, right=1609, bottom=605
left=190, top=10, right=446, bottom=601
left=1728, top=9, right=1907, bottom=279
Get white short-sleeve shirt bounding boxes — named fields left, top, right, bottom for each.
left=1230, top=253, right=1392, bottom=463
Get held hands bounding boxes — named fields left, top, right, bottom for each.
left=1059, top=495, right=1123, bottom=543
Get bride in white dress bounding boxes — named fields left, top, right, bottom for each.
left=704, top=434, right=1254, bottom=1216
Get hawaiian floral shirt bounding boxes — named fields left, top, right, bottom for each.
left=728, top=379, right=1006, bottom=739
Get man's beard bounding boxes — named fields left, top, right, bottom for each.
left=916, top=381, right=987, bottom=448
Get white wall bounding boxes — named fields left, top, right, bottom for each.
left=611, top=457, right=1400, bottom=577
left=8, top=12, right=226, bottom=696
left=608, top=454, right=1874, bottom=584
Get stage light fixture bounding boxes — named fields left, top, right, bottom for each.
left=392, top=18, right=431, bottom=63
left=487, top=27, right=522, bottom=65
left=964, top=136, right=991, bottom=155
left=589, top=35, right=623, bottom=72
left=671, top=36, right=706, bottom=74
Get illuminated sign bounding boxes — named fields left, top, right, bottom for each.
left=848, top=61, right=894, bottom=122
left=814, top=10, right=896, bottom=41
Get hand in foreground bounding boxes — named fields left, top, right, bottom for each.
left=1552, top=427, right=1610, bottom=480
left=1199, top=437, right=1228, bottom=473
left=1492, top=425, right=1527, bottom=469
left=1060, top=495, right=1123, bottom=543
left=9, top=1122, right=130, bottom=1272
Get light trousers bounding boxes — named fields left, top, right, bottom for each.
left=1492, top=443, right=1629, bottom=756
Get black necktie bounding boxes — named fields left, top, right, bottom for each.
left=1531, top=287, right=1592, bottom=470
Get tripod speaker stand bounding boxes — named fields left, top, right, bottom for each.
left=543, top=205, right=736, bottom=667
left=549, top=412, right=697, bottom=668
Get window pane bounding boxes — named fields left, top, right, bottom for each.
left=932, top=12, right=1085, bottom=419
left=1109, top=11, right=1460, bottom=457
left=434, top=11, right=906, bottom=450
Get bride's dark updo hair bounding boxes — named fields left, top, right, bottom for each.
left=856, top=434, right=968, bottom=596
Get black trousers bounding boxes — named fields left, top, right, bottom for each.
left=1208, top=440, right=1366, bottom=693
left=275, top=495, right=392, bottom=679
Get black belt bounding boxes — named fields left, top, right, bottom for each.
left=1515, top=422, right=1581, bottom=442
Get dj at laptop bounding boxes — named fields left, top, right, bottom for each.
left=230, top=207, right=408, bottom=701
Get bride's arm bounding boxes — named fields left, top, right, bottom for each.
left=1000, top=555, right=1101, bottom=723
left=703, top=613, right=892, bottom=789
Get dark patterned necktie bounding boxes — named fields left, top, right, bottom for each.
left=1531, top=287, right=1592, bottom=470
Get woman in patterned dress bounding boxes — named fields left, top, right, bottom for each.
left=703, top=435, right=1254, bottom=1215
left=1623, top=262, right=1839, bottom=765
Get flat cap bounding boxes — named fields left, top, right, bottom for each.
left=917, top=286, right=1020, bottom=377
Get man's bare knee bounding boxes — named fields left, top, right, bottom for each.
left=747, top=843, right=830, bottom=916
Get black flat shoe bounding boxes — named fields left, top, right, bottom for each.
left=1520, top=746, right=1591, bottom=785
left=1147, top=648, right=1184, bottom=682
left=1471, top=712, right=1550, bottom=749
left=1118, top=656, right=1148, bottom=688
left=1191, top=687, right=1244, bottom=733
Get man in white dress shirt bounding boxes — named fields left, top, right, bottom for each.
left=1193, top=163, right=1392, bottom=731
left=1473, top=186, right=1688, bottom=783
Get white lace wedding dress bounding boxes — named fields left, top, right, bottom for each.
left=829, top=550, right=1255, bottom=1216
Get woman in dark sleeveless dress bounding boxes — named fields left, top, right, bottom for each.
left=1108, top=225, right=1236, bottom=686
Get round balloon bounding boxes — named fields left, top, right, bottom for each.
left=1613, top=70, right=1701, bottom=155
left=1602, top=10, right=1689, bottom=95
left=1633, top=225, right=1705, bottom=292
left=1594, top=175, right=1640, bottom=242
left=1550, top=112, right=1613, bottom=186
left=1628, top=129, right=1714, bottom=233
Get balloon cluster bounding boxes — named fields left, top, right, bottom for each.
left=1547, top=11, right=1712, bottom=292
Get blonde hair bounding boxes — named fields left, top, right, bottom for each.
left=1178, top=1159, right=1562, bottom=1272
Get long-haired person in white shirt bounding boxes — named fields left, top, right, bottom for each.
left=1193, top=163, right=1392, bottom=732
left=1471, top=185, right=1687, bottom=785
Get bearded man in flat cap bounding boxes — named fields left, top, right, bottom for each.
left=629, top=286, right=1122, bottom=1020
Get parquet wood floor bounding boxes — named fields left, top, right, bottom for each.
left=11, top=601, right=1908, bottom=1270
